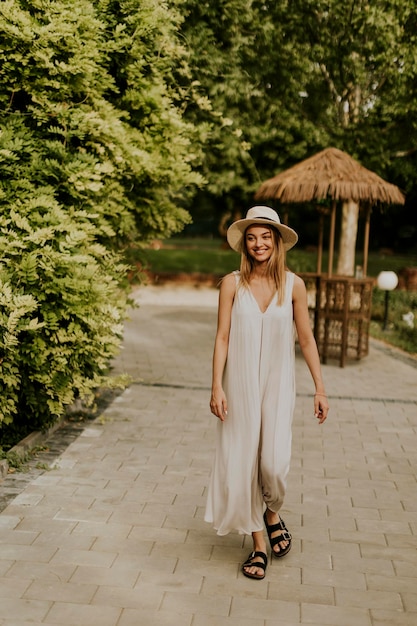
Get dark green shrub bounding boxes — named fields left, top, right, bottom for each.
left=0, top=0, right=201, bottom=442
left=371, top=287, right=417, bottom=353
left=0, top=183, right=130, bottom=435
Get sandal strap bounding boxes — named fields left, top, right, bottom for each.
left=269, top=530, right=291, bottom=547
left=264, top=512, right=292, bottom=550
left=266, top=521, right=291, bottom=536
left=243, top=551, right=267, bottom=571
left=268, top=522, right=292, bottom=539
left=264, top=512, right=292, bottom=536
left=277, top=518, right=291, bottom=535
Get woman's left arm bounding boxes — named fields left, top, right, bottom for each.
left=293, top=274, right=329, bottom=424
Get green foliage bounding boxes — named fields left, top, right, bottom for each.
left=0, top=0, right=204, bottom=436
left=0, top=0, right=201, bottom=246
left=0, top=444, right=50, bottom=471
left=93, top=0, right=204, bottom=240
left=372, top=287, right=417, bottom=319
left=371, top=286, right=417, bottom=354
left=175, top=0, right=265, bottom=200
left=286, top=0, right=417, bottom=170
left=178, top=0, right=417, bottom=249
left=0, top=447, right=32, bottom=471
left=397, top=324, right=417, bottom=352
left=0, top=178, right=130, bottom=431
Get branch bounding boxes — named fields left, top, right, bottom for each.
left=393, top=147, right=417, bottom=158
left=319, top=63, right=340, bottom=101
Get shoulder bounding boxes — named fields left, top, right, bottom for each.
left=292, top=273, right=305, bottom=288
left=219, top=272, right=238, bottom=298
left=221, top=271, right=239, bottom=287
left=292, top=273, right=307, bottom=300
left=217, top=273, right=237, bottom=320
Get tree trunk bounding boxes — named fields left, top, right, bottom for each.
left=336, top=200, right=359, bottom=276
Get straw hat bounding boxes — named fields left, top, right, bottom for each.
left=227, top=206, right=298, bottom=252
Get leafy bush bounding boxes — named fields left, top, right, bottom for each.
left=0, top=181, right=130, bottom=436
left=0, top=0, right=203, bottom=443
left=371, top=287, right=417, bottom=353
left=372, top=287, right=417, bottom=322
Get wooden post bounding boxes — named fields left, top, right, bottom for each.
left=328, top=200, right=337, bottom=277
left=363, top=204, right=371, bottom=278
left=336, top=200, right=359, bottom=276
left=317, top=212, right=324, bottom=274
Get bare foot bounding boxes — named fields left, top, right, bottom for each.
left=242, top=551, right=267, bottom=579
left=242, top=530, right=268, bottom=579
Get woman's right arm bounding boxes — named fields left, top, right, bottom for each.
left=209, top=273, right=236, bottom=421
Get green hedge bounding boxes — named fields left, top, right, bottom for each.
left=0, top=0, right=201, bottom=447
left=0, top=185, right=130, bottom=444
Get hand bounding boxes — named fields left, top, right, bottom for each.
left=314, top=393, right=329, bottom=424
left=210, top=388, right=228, bottom=421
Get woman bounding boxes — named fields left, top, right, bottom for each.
left=205, top=206, right=329, bottom=580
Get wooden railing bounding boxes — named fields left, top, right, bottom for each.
left=299, top=273, right=374, bottom=368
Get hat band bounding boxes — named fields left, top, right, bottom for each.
left=253, top=216, right=276, bottom=222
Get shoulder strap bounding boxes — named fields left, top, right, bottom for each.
left=286, top=271, right=295, bottom=302
left=232, top=270, right=240, bottom=285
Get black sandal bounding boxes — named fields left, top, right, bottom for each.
left=242, top=551, right=268, bottom=580
left=263, top=510, right=292, bottom=558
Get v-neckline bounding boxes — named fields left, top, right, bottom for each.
left=248, top=287, right=277, bottom=314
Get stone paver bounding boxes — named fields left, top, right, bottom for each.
left=0, top=284, right=416, bottom=625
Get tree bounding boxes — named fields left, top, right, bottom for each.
left=176, top=0, right=417, bottom=253
left=287, top=0, right=417, bottom=271
left=93, top=0, right=205, bottom=241
left=173, top=0, right=318, bottom=232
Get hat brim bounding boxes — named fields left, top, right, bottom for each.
left=227, top=218, right=298, bottom=252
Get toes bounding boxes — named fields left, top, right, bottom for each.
left=244, top=560, right=264, bottom=575
left=273, top=540, right=289, bottom=554
left=245, top=566, right=262, bottom=576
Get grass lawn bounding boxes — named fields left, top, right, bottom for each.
left=131, top=237, right=417, bottom=278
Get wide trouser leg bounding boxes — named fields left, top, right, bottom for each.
left=259, top=386, right=294, bottom=513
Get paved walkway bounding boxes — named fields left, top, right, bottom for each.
left=0, top=285, right=416, bottom=626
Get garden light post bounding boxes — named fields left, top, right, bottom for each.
left=377, top=271, right=398, bottom=331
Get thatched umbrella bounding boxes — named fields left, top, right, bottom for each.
left=255, top=147, right=405, bottom=276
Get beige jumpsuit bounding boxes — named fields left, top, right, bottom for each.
left=205, top=271, right=296, bottom=536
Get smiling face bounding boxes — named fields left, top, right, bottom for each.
left=244, top=225, right=275, bottom=264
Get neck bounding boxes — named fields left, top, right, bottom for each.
left=251, top=262, right=269, bottom=278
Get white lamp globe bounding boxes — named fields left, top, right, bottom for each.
left=376, top=271, right=398, bottom=291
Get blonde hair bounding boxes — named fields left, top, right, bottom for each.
left=239, top=225, right=287, bottom=305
